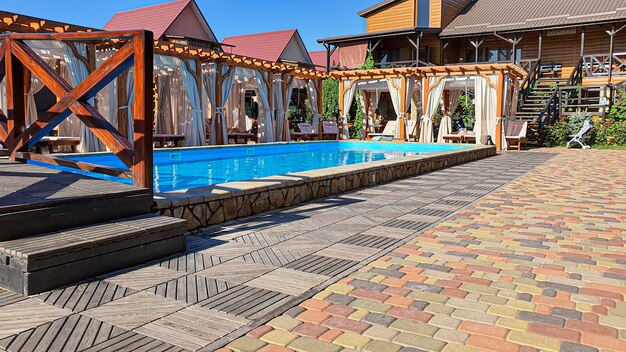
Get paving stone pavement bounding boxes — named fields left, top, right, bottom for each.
left=218, top=150, right=626, bottom=352
left=2, top=150, right=624, bottom=352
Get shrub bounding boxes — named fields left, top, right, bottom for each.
left=608, top=88, right=626, bottom=122
left=544, top=118, right=570, bottom=147
left=596, top=120, right=626, bottom=145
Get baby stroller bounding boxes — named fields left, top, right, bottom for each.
left=567, top=120, right=593, bottom=149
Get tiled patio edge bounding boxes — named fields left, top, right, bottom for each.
left=154, top=145, right=496, bottom=230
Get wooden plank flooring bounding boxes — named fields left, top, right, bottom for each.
left=0, top=160, right=142, bottom=214
left=0, top=153, right=555, bottom=351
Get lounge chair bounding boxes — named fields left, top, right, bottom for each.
left=154, top=134, right=185, bottom=148
left=35, top=136, right=81, bottom=154
left=322, top=121, right=339, bottom=140
left=228, top=130, right=257, bottom=144
left=406, top=119, right=418, bottom=140
left=505, top=121, right=528, bottom=151
left=291, top=123, right=318, bottom=141
left=567, top=120, right=593, bottom=149
left=368, top=120, right=397, bottom=140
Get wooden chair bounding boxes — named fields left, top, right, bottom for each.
left=322, top=121, right=339, bottom=140
left=154, top=134, right=185, bottom=148
left=291, top=123, right=318, bottom=141
left=505, top=121, right=528, bottom=151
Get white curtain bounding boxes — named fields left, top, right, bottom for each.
left=358, top=90, right=381, bottom=139
left=340, top=80, right=356, bottom=140
left=307, top=80, right=322, bottom=136
left=64, top=43, right=100, bottom=152
left=474, top=75, right=498, bottom=145
left=275, top=75, right=294, bottom=141
left=207, top=64, right=234, bottom=145
left=386, top=77, right=403, bottom=139
left=203, top=64, right=217, bottom=144
left=156, top=75, right=174, bottom=134
left=26, top=59, right=57, bottom=126
left=255, top=70, right=274, bottom=143
left=420, top=77, right=445, bottom=143
left=179, top=59, right=205, bottom=146
left=404, top=78, right=416, bottom=140
left=437, top=89, right=463, bottom=143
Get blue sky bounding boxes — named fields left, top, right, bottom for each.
left=2, top=0, right=380, bottom=51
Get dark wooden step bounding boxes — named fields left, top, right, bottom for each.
left=0, top=214, right=187, bottom=295
left=0, top=192, right=153, bottom=241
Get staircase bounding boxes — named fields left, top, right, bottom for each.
left=516, top=77, right=569, bottom=143
left=0, top=160, right=187, bottom=295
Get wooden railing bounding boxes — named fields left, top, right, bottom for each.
left=374, top=59, right=435, bottom=69
left=518, top=59, right=541, bottom=108
left=583, top=52, right=626, bottom=77
left=559, top=86, right=607, bottom=119
left=518, top=59, right=539, bottom=73
left=0, top=31, right=154, bottom=191
left=568, top=57, right=584, bottom=85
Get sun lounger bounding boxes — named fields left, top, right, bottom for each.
left=291, top=123, right=318, bottom=141
left=322, top=121, right=339, bottom=140
left=154, top=134, right=185, bottom=148
left=505, top=121, right=528, bottom=151
left=442, top=134, right=465, bottom=143
left=567, top=120, right=593, bottom=149
left=368, top=120, right=397, bottom=139
left=35, top=136, right=81, bottom=154
left=406, top=119, right=418, bottom=140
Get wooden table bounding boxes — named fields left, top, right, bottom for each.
left=35, top=137, right=80, bottom=154
left=228, top=132, right=257, bottom=144
left=154, top=134, right=185, bottom=148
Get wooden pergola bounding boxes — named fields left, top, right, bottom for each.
left=0, top=12, right=330, bottom=192
left=329, top=63, right=526, bottom=149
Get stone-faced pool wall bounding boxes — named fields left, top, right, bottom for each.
left=154, top=145, right=496, bottom=230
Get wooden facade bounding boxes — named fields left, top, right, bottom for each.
left=366, top=0, right=416, bottom=33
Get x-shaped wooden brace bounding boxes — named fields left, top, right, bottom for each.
left=8, top=39, right=135, bottom=168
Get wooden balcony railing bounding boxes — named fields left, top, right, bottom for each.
left=0, top=31, right=154, bottom=191
left=583, top=52, right=626, bottom=77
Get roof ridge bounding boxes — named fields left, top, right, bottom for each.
left=111, top=0, right=189, bottom=16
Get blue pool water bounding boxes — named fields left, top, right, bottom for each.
left=34, top=142, right=471, bottom=193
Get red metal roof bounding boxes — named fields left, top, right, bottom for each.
left=222, top=29, right=297, bottom=62
left=104, top=0, right=191, bottom=39
left=309, top=50, right=339, bottom=72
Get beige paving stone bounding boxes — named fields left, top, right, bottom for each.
left=260, top=329, right=300, bottom=346
left=288, top=336, right=343, bottom=352
left=333, top=332, right=372, bottom=349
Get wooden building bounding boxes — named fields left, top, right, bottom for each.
left=319, top=0, right=626, bottom=129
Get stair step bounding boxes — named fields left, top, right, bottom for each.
left=0, top=192, right=153, bottom=242
left=0, top=214, right=187, bottom=295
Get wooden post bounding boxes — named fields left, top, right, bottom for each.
left=317, top=79, right=323, bottom=140
left=421, top=78, right=430, bottom=142
left=117, top=70, right=129, bottom=137
left=495, top=72, right=505, bottom=151
left=268, top=71, right=274, bottom=141
left=131, top=31, right=154, bottom=191
left=608, top=25, right=615, bottom=84
left=364, top=92, right=371, bottom=139
left=538, top=31, right=543, bottom=60
left=399, top=76, right=407, bottom=141
left=215, top=63, right=224, bottom=145
left=5, top=39, right=26, bottom=160
left=281, top=75, right=288, bottom=141
left=338, top=78, right=344, bottom=139
left=580, top=27, right=586, bottom=57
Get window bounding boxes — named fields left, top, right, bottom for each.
left=486, top=48, right=523, bottom=63
left=417, top=0, right=430, bottom=27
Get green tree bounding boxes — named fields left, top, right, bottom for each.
left=322, top=78, right=339, bottom=118
left=350, top=55, right=376, bottom=139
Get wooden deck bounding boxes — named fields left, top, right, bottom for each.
left=0, top=159, right=153, bottom=241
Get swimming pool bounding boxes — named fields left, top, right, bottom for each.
left=36, top=142, right=471, bottom=193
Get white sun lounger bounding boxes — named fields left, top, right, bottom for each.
left=368, top=120, right=397, bottom=139
left=567, top=120, right=593, bottom=149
